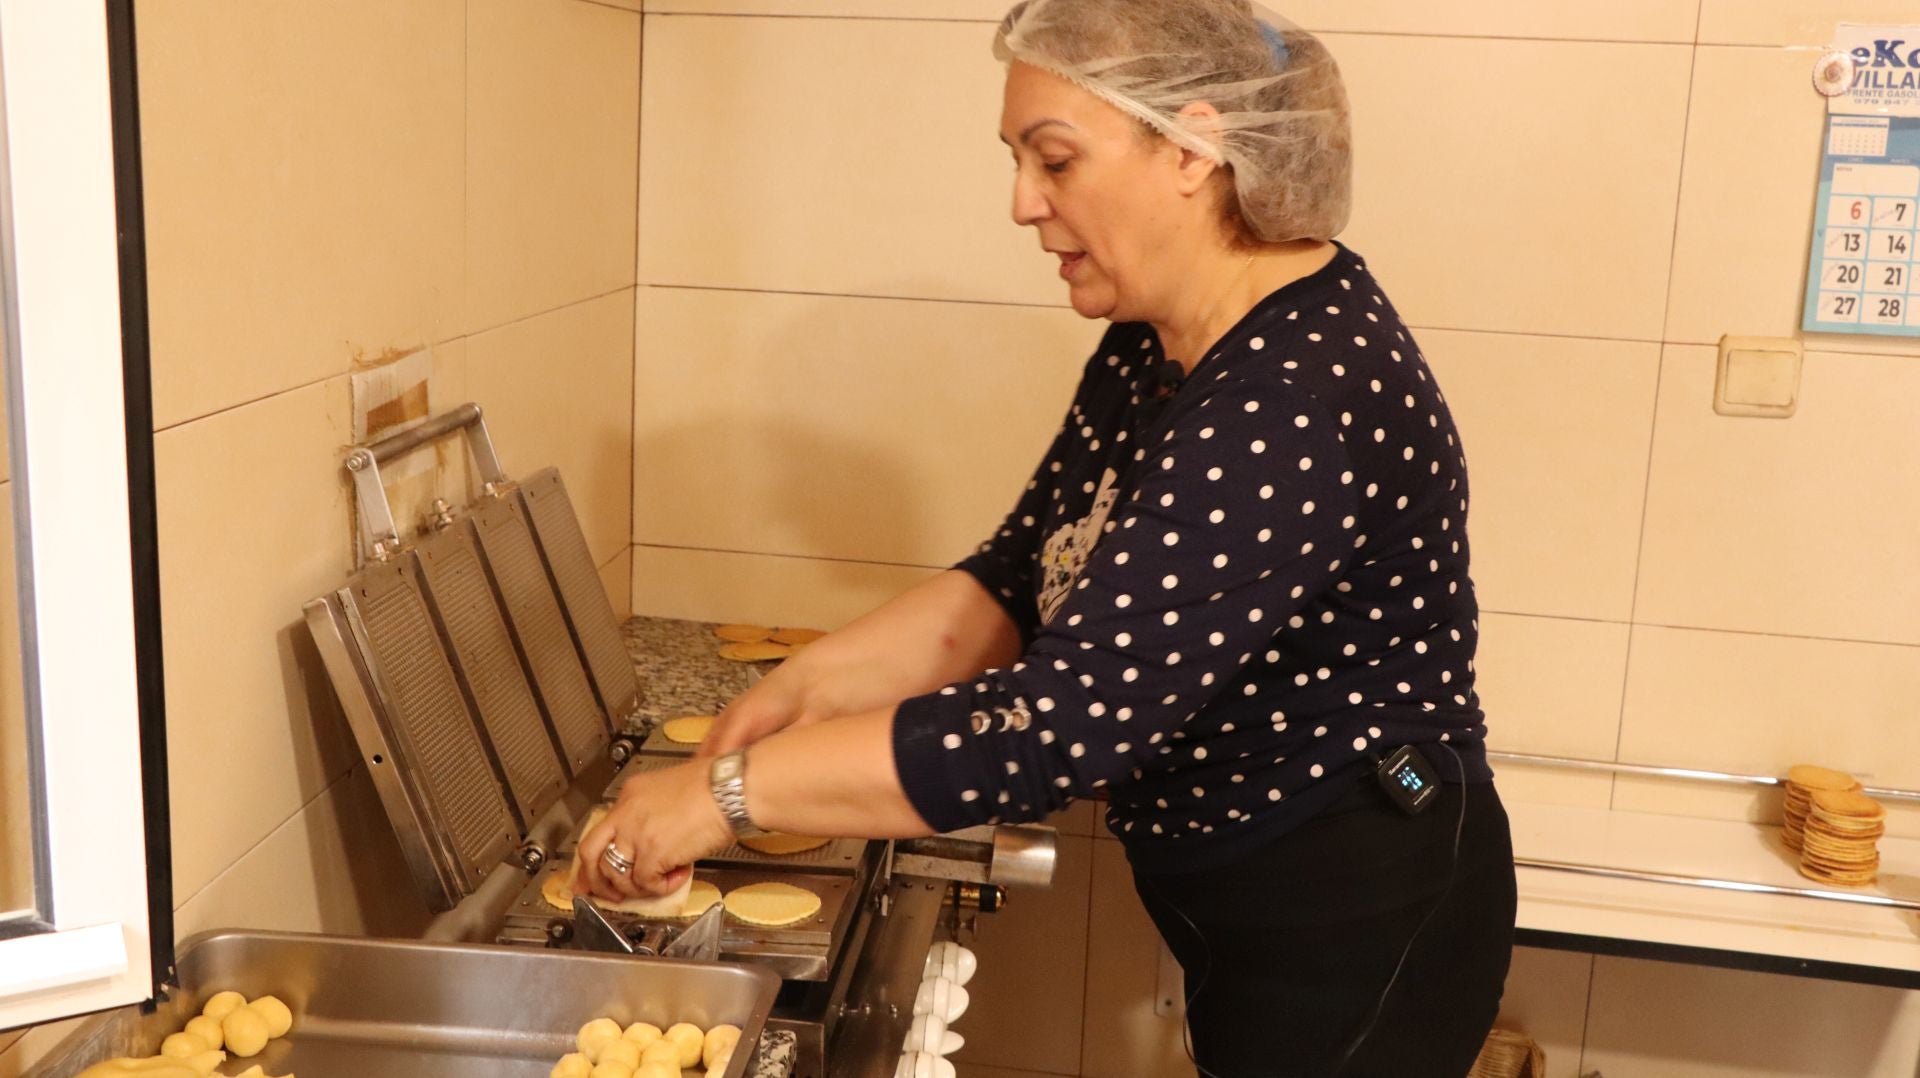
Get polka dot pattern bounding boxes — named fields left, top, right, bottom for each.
left=892, top=244, right=1492, bottom=869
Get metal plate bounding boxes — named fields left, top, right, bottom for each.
left=415, top=526, right=567, bottom=829
left=23, top=931, right=781, bottom=1078
left=470, top=495, right=609, bottom=774
left=339, top=560, right=518, bottom=900
left=519, top=468, right=642, bottom=725
left=501, top=868, right=861, bottom=983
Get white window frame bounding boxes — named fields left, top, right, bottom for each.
left=0, top=0, right=154, bottom=1027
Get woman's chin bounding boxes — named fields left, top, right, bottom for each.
left=1066, top=285, right=1117, bottom=322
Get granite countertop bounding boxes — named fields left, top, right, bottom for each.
left=619, top=615, right=781, bottom=734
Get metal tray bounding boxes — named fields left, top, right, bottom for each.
left=24, top=931, right=780, bottom=1078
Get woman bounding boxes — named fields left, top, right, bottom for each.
left=580, top=2, right=1516, bottom=1074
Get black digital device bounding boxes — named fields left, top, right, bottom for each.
left=1374, top=743, right=1440, bottom=816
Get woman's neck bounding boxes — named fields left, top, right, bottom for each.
left=1153, top=239, right=1338, bottom=372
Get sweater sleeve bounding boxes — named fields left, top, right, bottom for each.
left=895, top=374, right=1361, bottom=830
left=951, top=350, right=1107, bottom=646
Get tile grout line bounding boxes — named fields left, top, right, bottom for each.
left=170, top=765, right=360, bottom=917
left=629, top=5, right=646, bottom=617
left=633, top=541, right=946, bottom=573
left=1606, top=15, right=1703, bottom=812
left=1575, top=953, right=1600, bottom=1078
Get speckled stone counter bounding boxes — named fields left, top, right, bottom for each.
left=619, top=615, right=781, bottom=735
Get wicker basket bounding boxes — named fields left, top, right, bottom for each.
left=1469, top=1027, right=1546, bottom=1078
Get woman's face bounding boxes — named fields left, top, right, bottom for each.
left=1000, top=61, right=1201, bottom=323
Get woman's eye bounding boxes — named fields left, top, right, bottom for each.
left=1044, top=159, right=1071, bottom=174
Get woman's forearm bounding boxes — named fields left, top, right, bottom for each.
left=741, top=708, right=933, bottom=839
left=785, top=570, right=1023, bottom=719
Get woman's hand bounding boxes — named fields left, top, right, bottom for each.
left=699, top=658, right=829, bottom=760
left=576, top=761, right=733, bottom=901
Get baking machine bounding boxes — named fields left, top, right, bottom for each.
left=293, top=405, right=1058, bottom=1077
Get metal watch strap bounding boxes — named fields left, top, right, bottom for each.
left=709, top=750, right=767, bottom=838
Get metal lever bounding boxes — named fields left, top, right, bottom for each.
left=661, top=903, right=725, bottom=962
left=343, top=402, right=512, bottom=564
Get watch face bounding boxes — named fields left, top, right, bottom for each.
left=712, top=755, right=743, bottom=783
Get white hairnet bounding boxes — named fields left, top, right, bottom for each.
left=994, top=0, right=1352, bottom=244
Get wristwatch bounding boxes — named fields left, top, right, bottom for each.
left=708, top=750, right=768, bottom=838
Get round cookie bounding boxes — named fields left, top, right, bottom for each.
left=769, top=627, right=826, bottom=646
left=737, top=833, right=832, bottom=856
left=661, top=715, right=714, bottom=744
left=718, top=640, right=793, bottom=663
left=724, top=881, right=824, bottom=926
left=714, top=624, right=772, bottom=643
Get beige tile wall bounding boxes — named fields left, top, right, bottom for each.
left=633, top=3, right=1920, bottom=1076
left=0, top=0, right=641, bottom=1071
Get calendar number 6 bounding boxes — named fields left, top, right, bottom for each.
left=1849, top=200, right=1866, bottom=221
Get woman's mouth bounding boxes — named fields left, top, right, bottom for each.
left=1057, top=252, right=1087, bottom=280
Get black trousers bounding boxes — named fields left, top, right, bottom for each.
left=1132, top=768, right=1517, bottom=1078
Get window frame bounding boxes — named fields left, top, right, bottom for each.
left=0, top=0, right=169, bottom=1028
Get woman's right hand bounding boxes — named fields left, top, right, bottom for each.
left=697, top=658, right=825, bottom=760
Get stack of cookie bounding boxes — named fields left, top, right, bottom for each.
left=1797, top=788, right=1887, bottom=887
left=1781, top=764, right=1861, bottom=851
left=713, top=623, right=826, bottom=663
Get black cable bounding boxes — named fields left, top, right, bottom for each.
left=1326, top=742, right=1468, bottom=1075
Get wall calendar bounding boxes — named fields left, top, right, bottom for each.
left=1804, top=25, right=1920, bottom=337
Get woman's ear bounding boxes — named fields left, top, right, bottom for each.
left=1171, top=100, right=1225, bottom=196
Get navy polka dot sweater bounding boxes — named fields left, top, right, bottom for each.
left=893, top=244, right=1493, bottom=873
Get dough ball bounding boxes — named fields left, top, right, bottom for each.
left=634, top=1065, right=678, bottom=1078
left=200, top=991, right=247, bottom=1022
left=247, top=996, right=294, bottom=1039
left=588, top=1064, right=634, bottom=1078
left=576, top=1017, right=625, bottom=1063
left=638, top=1039, right=681, bottom=1068
left=664, top=1023, right=704, bottom=1068
left=160, top=1033, right=209, bottom=1059
left=596, top=1040, right=641, bottom=1070
left=621, top=1022, right=663, bottom=1049
left=183, top=1015, right=224, bottom=1051
left=184, top=1052, right=226, bottom=1078
left=549, top=1053, right=592, bottom=1078
left=222, top=1006, right=270, bottom=1058
left=230, top=1068, right=267, bottom=1078
left=703, top=1024, right=742, bottom=1071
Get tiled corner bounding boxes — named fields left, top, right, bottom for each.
left=600, top=545, right=635, bottom=622
left=1081, top=840, right=1195, bottom=1078
left=1582, top=955, right=1920, bottom=1077
left=950, top=835, right=1091, bottom=1076
left=466, top=0, right=641, bottom=333
left=1698, top=2, right=1919, bottom=47
left=1421, top=329, right=1659, bottom=622
left=1497, top=947, right=1595, bottom=1078
left=1285, top=0, right=1699, bottom=42
left=1614, top=625, right=1920, bottom=838
left=173, top=766, right=433, bottom=942
left=632, top=287, right=1095, bottom=567
left=1333, top=33, right=1691, bottom=343
left=135, top=0, right=464, bottom=430
left=155, top=376, right=365, bottom=903
left=1663, top=46, right=1828, bottom=345
left=1476, top=613, right=1630, bottom=812
left=1046, top=799, right=1098, bottom=839
left=631, top=546, right=939, bottom=629
left=1635, top=346, right=1920, bottom=647
left=638, top=16, right=1061, bottom=307
left=0, top=492, right=27, bottom=914
left=467, top=290, right=636, bottom=568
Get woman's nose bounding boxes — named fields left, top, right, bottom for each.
left=1011, top=172, right=1050, bottom=227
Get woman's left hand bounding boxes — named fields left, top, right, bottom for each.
left=577, top=761, right=734, bottom=901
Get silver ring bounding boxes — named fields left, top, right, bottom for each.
left=600, top=843, right=635, bottom=875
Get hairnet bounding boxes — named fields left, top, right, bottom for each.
left=994, top=0, right=1352, bottom=244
